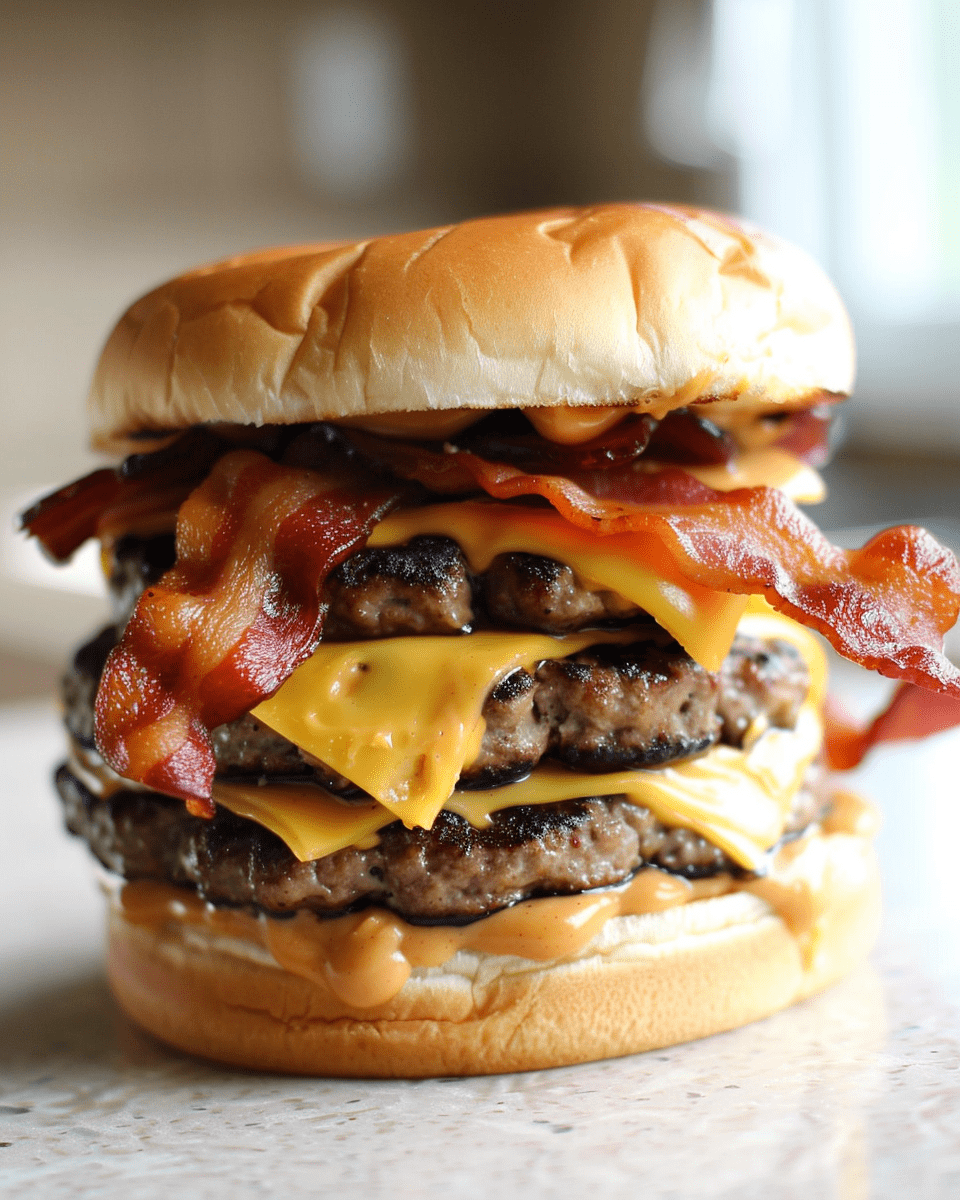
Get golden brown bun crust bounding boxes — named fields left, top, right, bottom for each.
left=90, top=204, right=855, bottom=452
left=106, top=834, right=879, bottom=1077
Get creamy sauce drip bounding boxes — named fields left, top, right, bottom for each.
left=332, top=403, right=820, bottom=449
left=116, top=870, right=729, bottom=1007
left=114, top=790, right=873, bottom=1010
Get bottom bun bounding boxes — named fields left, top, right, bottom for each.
left=106, top=830, right=880, bottom=1077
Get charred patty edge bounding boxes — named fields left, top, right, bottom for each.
left=66, top=621, right=810, bottom=788
left=56, top=761, right=829, bottom=924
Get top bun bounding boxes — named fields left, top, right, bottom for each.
left=89, top=204, right=855, bottom=451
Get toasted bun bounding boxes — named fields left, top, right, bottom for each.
left=106, top=830, right=879, bottom=1077
left=90, top=204, right=854, bottom=452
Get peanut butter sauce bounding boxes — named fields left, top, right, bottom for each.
left=115, top=868, right=732, bottom=1008
left=111, top=790, right=874, bottom=1011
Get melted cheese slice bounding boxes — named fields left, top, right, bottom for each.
left=368, top=502, right=750, bottom=671
left=215, top=717, right=817, bottom=869
left=446, top=712, right=821, bottom=870
left=211, top=781, right=390, bottom=862
left=685, top=448, right=824, bottom=503
left=223, top=607, right=826, bottom=871
left=215, top=708, right=820, bottom=873
left=251, top=628, right=636, bottom=830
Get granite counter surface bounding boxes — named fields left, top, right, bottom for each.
left=2, top=702, right=958, bottom=1199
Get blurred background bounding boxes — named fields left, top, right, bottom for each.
left=2, top=0, right=959, bottom=696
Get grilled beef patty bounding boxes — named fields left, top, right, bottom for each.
left=101, top=533, right=808, bottom=780
left=66, top=623, right=808, bottom=786
left=56, top=764, right=829, bottom=920
left=65, top=526, right=817, bottom=922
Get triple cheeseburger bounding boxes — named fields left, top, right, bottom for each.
left=25, top=204, right=960, bottom=1076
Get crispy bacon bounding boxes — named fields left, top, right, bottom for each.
left=824, top=684, right=960, bottom=770
left=94, top=450, right=402, bottom=812
left=339, top=409, right=738, bottom=489
left=340, top=426, right=730, bottom=500
left=344, top=433, right=960, bottom=698
left=470, top=459, right=960, bottom=697
left=20, top=468, right=124, bottom=563
left=21, top=429, right=226, bottom=562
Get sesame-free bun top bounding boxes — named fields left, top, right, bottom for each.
left=89, top=203, right=855, bottom=452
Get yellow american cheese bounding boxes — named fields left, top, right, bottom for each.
left=446, top=712, right=821, bottom=871
left=367, top=502, right=749, bottom=672
left=685, top=448, right=825, bottom=503
left=220, top=607, right=826, bottom=871
left=212, top=781, right=389, bottom=861
left=251, top=627, right=636, bottom=830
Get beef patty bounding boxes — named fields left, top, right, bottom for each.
left=56, top=764, right=829, bottom=921
left=65, top=527, right=818, bottom=922
left=66, top=624, right=808, bottom=788
left=100, top=532, right=809, bottom=781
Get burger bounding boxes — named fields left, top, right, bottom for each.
left=23, top=204, right=960, bottom=1076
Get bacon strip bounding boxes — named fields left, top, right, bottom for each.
left=472, top=457, right=960, bottom=696
left=450, top=408, right=736, bottom=472
left=824, top=684, right=960, bottom=770
left=21, top=429, right=225, bottom=562
left=20, top=468, right=124, bottom=562
left=94, top=450, right=401, bottom=813
left=643, top=409, right=736, bottom=465
left=348, top=434, right=960, bottom=698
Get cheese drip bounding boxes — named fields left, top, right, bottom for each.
left=223, top=603, right=827, bottom=870
left=68, top=600, right=824, bottom=874
left=368, top=501, right=748, bottom=671
left=215, top=709, right=819, bottom=871
left=251, top=627, right=636, bottom=830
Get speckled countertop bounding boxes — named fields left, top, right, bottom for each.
left=2, top=692, right=958, bottom=1199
